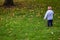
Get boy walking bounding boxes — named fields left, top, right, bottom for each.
left=44, top=6, right=54, bottom=27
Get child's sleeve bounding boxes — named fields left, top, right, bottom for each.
left=44, top=11, right=48, bottom=20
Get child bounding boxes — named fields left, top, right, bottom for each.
left=44, top=6, right=54, bottom=27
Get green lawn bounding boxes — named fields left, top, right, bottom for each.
left=0, top=0, right=60, bottom=40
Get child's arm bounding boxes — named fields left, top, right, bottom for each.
left=44, top=11, right=48, bottom=20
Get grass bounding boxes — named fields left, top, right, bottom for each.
left=0, top=0, right=60, bottom=40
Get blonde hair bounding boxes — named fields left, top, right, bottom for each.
left=48, top=6, right=52, bottom=10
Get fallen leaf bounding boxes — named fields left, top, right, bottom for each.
left=51, top=32, right=54, bottom=34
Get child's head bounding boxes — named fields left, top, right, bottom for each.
left=48, top=6, right=52, bottom=10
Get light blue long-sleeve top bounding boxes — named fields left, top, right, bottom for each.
left=44, top=10, right=54, bottom=20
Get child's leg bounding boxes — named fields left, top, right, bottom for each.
left=48, top=20, right=53, bottom=27
left=47, top=20, right=50, bottom=27
left=51, top=20, right=53, bottom=26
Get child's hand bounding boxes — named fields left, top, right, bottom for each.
left=44, top=18, right=46, bottom=20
